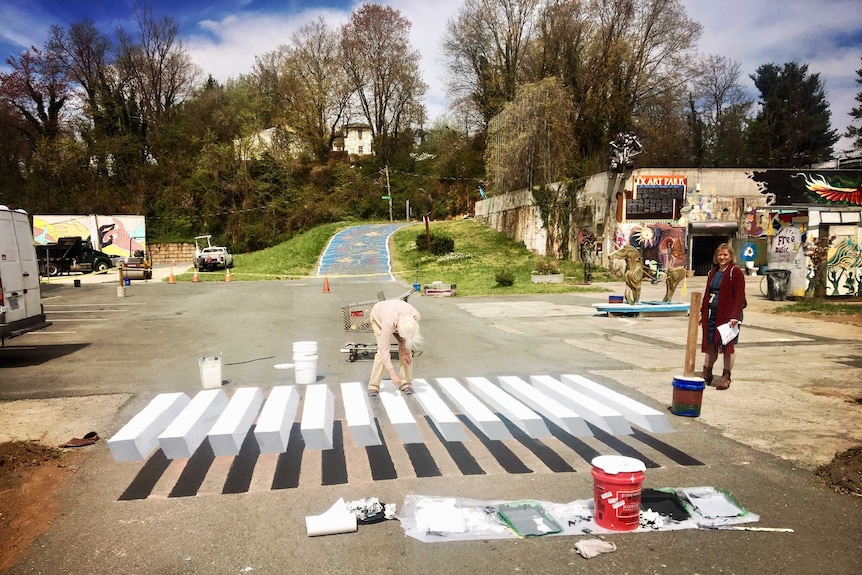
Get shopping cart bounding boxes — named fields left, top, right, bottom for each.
left=340, top=289, right=416, bottom=362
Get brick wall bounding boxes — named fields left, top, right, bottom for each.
left=148, top=243, right=196, bottom=264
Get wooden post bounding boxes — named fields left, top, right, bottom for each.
left=684, top=291, right=702, bottom=377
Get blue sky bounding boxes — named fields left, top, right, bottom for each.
left=1, top=0, right=860, bottom=153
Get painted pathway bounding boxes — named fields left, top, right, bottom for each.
left=316, top=223, right=408, bottom=281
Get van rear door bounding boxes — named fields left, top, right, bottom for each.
left=0, top=206, right=49, bottom=341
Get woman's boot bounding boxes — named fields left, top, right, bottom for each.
left=717, top=370, right=731, bottom=390
left=701, top=366, right=714, bottom=386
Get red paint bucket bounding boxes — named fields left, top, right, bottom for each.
left=591, top=455, right=646, bottom=531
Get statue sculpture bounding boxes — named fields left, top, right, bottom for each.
left=663, top=267, right=687, bottom=302
left=608, top=245, right=644, bottom=304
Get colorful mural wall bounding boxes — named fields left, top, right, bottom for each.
left=825, top=232, right=862, bottom=297
left=33, top=215, right=146, bottom=259
left=613, top=223, right=687, bottom=270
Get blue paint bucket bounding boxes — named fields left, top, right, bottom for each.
left=671, top=376, right=705, bottom=417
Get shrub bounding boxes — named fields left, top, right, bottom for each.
left=533, top=257, right=561, bottom=275
left=495, top=268, right=515, bottom=286
left=416, top=232, right=455, bottom=255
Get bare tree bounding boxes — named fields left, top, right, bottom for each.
left=0, top=45, right=71, bottom=141
left=115, top=6, right=200, bottom=127
left=340, top=3, right=427, bottom=162
left=285, top=18, right=354, bottom=161
left=443, top=0, right=541, bottom=128
left=690, top=54, right=752, bottom=166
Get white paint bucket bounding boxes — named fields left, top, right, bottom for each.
left=199, top=356, right=223, bottom=388
left=293, top=341, right=318, bottom=355
left=292, top=341, right=318, bottom=384
left=294, top=355, right=318, bottom=384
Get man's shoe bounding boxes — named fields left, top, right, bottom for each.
left=368, top=389, right=379, bottom=397
left=400, top=385, right=414, bottom=395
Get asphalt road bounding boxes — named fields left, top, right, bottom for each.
left=1, top=238, right=861, bottom=574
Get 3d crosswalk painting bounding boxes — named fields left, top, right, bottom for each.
left=109, top=375, right=703, bottom=500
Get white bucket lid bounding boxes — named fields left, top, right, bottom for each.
left=674, top=375, right=706, bottom=383
left=591, top=455, right=646, bottom=474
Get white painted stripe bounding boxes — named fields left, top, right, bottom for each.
left=379, top=380, right=424, bottom=444
left=45, top=318, right=110, bottom=322
left=412, top=378, right=469, bottom=442
left=208, top=387, right=265, bottom=456
left=108, top=392, right=190, bottom=462
left=498, top=376, right=592, bottom=437
left=341, top=381, right=381, bottom=446
left=254, top=386, right=300, bottom=454
left=158, top=389, right=230, bottom=459
left=45, top=309, right=127, bottom=313
left=530, top=375, right=632, bottom=435
left=561, top=374, right=674, bottom=434
left=300, top=384, right=335, bottom=450
left=466, top=376, right=550, bottom=438
left=436, top=377, right=512, bottom=441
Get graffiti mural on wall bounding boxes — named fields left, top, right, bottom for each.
left=826, top=237, right=862, bottom=296
left=33, top=215, right=146, bottom=259
left=749, top=170, right=862, bottom=206
left=614, top=223, right=686, bottom=270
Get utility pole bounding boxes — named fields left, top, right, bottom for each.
left=385, top=165, right=393, bottom=222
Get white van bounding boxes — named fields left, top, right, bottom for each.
left=0, top=205, right=51, bottom=344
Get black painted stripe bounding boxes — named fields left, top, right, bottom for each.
left=458, top=414, right=532, bottom=474
left=117, top=449, right=171, bottom=501
left=424, top=416, right=485, bottom=476
left=321, top=421, right=348, bottom=485
left=168, top=439, right=215, bottom=497
left=546, top=420, right=601, bottom=463
left=589, top=424, right=661, bottom=468
left=404, top=443, right=442, bottom=477
left=503, top=419, right=575, bottom=473
left=271, top=423, right=304, bottom=490
left=222, top=427, right=261, bottom=494
left=365, top=419, right=397, bottom=481
left=631, top=429, right=704, bottom=466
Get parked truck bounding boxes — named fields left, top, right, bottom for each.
left=1, top=205, right=51, bottom=344
left=193, top=235, right=234, bottom=272
left=36, top=236, right=114, bottom=276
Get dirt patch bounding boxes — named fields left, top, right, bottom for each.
left=0, top=441, right=80, bottom=573
left=816, top=446, right=862, bottom=497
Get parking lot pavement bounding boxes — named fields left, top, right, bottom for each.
left=2, top=276, right=861, bottom=574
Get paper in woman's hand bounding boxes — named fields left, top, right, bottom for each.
left=718, top=322, right=740, bottom=345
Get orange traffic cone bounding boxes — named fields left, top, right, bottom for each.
left=193, top=269, right=200, bottom=282
left=225, top=268, right=232, bottom=282
left=322, top=276, right=330, bottom=293
left=168, top=261, right=176, bottom=284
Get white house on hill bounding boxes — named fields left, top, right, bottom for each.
left=332, top=123, right=373, bottom=157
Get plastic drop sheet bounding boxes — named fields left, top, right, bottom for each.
left=399, top=487, right=759, bottom=543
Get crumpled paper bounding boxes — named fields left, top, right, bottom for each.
left=346, top=497, right=397, bottom=524
left=574, top=538, right=618, bottom=559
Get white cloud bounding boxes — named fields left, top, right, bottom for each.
left=186, top=8, right=349, bottom=85
left=185, top=1, right=460, bottom=123
left=684, top=0, right=862, bottom=151
left=0, top=4, right=54, bottom=51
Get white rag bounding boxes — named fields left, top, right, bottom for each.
left=574, top=538, right=618, bottom=559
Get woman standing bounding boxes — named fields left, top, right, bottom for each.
left=700, top=243, right=746, bottom=390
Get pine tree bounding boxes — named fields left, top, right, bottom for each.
left=745, top=62, right=838, bottom=167
left=846, top=57, right=862, bottom=151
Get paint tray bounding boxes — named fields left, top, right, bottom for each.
left=496, top=501, right=562, bottom=537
